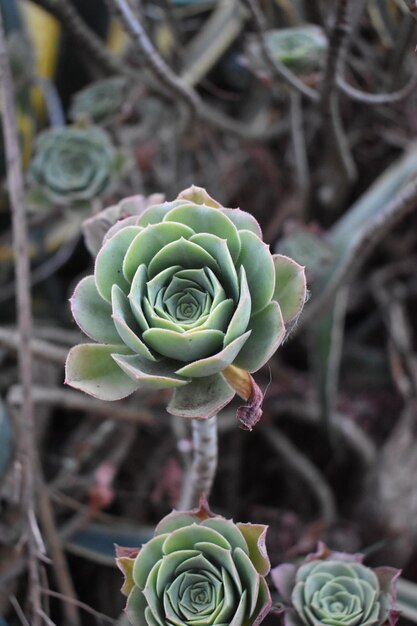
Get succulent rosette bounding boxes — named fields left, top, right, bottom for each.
left=272, top=544, right=400, bottom=626
left=69, top=77, right=129, bottom=125
left=116, top=502, right=271, bottom=626
left=29, top=126, right=117, bottom=207
left=245, top=26, right=327, bottom=79
left=65, top=186, right=306, bottom=418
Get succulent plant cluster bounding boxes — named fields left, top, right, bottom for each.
left=117, top=502, right=271, bottom=626
left=272, top=544, right=400, bottom=626
left=29, top=126, right=118, bottom=208
left=65, top=186, right=307, bottom=418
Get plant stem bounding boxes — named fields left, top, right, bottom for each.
left=178, top=415, right=218, bottom=510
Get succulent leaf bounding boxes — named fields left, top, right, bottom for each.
left=67, top=188, right=306, bottom=419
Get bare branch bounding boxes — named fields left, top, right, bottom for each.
left=0, top=12, right=42, bottom=625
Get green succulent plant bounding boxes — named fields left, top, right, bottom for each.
left=245, top=25, right=327, bottom=79
left=272, top=544, right=400, bottom=626
left=65, top=186, right=306, bottom=418
left=29, top=126, right=118, bottom=207
left=69, top=77, right=130, bottom=125
left=116, top=502, right=271, bottom=626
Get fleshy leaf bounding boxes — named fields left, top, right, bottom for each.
left=112, top=285, right=157, bottom=361
left=177, top=185, right=223, bottom=208
left=123, top=222, right=195, bottom=282
left=112, top=353, right=189, bottom=388
left=175, top=331, right=251, bottom=378
left=126, top=586, right=148, bottom=626
left=95, top=226, right=141, bottom=302
left=237, top=230, right=275, bottom=313
left=237, top=524, right=270, bottom=576
left=201, top=518, right=249, bottom=554
left=164, top=204, right=241, bottom=262
left=116, top=546, right=140, bottom=596
left=272, top=254, right=307, bottom=325
left=65, top=343, right=138, bottom=400
left=143, top=328, right=224, bottom=362
left=220, top=208, right=263, bottom=239
left=252, top=577, right=272, bottom=626
left=224, top=267, right=251, bottom=346
left=233, top=302, right=285, bottom=372
left=270, top=563, right=297, bottom=603
left=147, top=238, right=219, bottom=279
left=70, top=275, right=121, bottom=344
left=133, top=534, right=168, bottom=589
left=167, top=374, right=235, bottom=418
left=136, top=200, right=191, bottom=227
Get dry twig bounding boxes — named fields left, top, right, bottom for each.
left=0, top=12, right=43, bottom=625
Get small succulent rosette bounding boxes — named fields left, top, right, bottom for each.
left=65, top=186, right=306, bottom=420
left=271, top=544, right=400, bottom=626
left=28, top=126, right=122, bottom=210
left=116, top=502, right=272, bottom=626
left=244, top=26, right=327, bottom=82
left=69, top=76, right=130, bottom=126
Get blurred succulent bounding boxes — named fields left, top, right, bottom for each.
left=69, top=77, right=130, bottom=125
left=65, top=186, right=306, bottom=418
left=29, top=126, right=119, bottom=208
left=116, top=501, right=271, bottom=626
left=272, top=544, right=400, bottom=626
left=82, top=192, right=165, bottom=257
left=244, top=26, right=327, bottom=80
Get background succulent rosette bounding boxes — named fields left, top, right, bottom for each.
left=66, top=186, right=306, bottom=418
left=116, top=502, right=271, bottom=626
left=69, top=76, right=130, bottom=126
left=29, top=125, right=120, bottom=209
left=271, top=544, right=400, bottom=626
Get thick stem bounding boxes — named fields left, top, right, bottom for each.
left=178, top=416, right=218, bottom=510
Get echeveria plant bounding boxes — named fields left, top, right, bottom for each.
left=69, top=76, right=130, bottom=125
left=272, top=544, right=400, bottom=626
left=29, top=126, right=118, bottom=207
left=65, top=186, right=306, bottom=418
left=116, top=501, right=271, bottom=626
left=245, top=25, right=327, bottom=80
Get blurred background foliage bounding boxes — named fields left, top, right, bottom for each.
left=2, top=0, right=417, bottom=624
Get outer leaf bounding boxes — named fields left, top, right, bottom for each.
left=133, top=534, right=168, bottom=589
left=70, top=275, right=121, bottom=344
left=126, top=587, right=149, bottom=626
left=175, top=331, right=251, bottom=378
left=220, top=208, right=263, bottom=239
left=272, top=254, right=307, bottom=324
left=65, top=344, right=138, bottom=400
left=167, top=374, right=235, bottom=418
left=237, top=230, right=275, bottom=313
left=237, top=524, right=270, bottom=577
left=95, top=226, right=141, bottom=302
left=252, top=577, right=272, bottom=626
left=137, top=200, right=191, bottom=227
left=201, top=519, right=249, bottom=554
left=112, top=353, right=190, bottom=388
left=233, top=302, right=285, bottom=372
left=177, top=185, right=222, bottom=208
